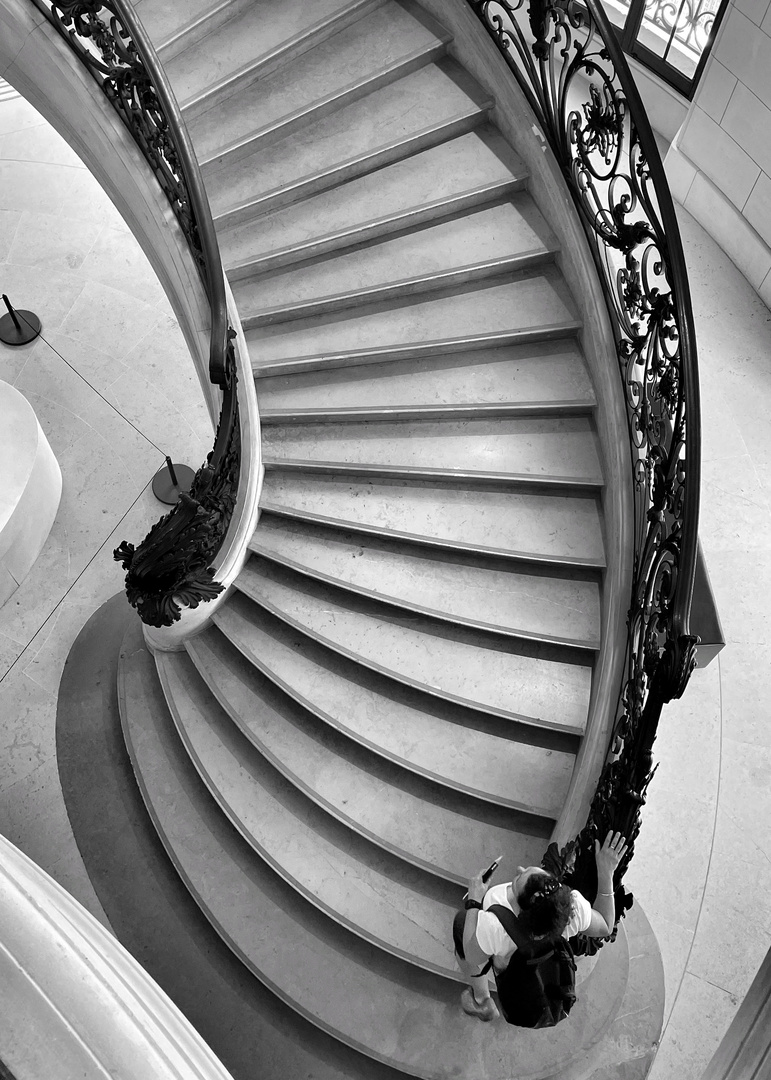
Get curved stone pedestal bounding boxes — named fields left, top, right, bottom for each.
left=0, top=380, right=62, bottom=608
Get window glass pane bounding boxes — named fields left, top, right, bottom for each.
left=636, top=0, right=721, bottom=77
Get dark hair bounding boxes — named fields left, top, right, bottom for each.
left=517, top=872, right=573, bottom=937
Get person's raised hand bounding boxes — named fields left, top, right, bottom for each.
left=466, top=869, right=489, bottom=904
left=594, top=831, right=628, bottom=878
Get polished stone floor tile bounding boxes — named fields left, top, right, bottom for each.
left=718, top=645, right=771, bottom=746
left=0, top=207, right=20, bottom=260
left=699, top=452, right=771, bottom=552
left=0, top=665, right=56, bottom=791
left=686, top=811, right=771, bottom=1000
left=0, top=97, right=209, bottom=929
left=57, top=279, right=163, bottom=360
left=0, top=96, right=46, bottom=136
left=8, top=209, right=102, bottom=272
left=0, top=261, right=86, bottom=332
left=0, top=121, right=84, bottom=167
left=76, top=224, right=170, bottom=307
left=647, top=972, right=740, bottom=1080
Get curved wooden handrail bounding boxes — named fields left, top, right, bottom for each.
left=112, top=0, right=230, bottom=391
left=469, top=0, right=701, bottom=908
left=29, top=0, right=253, bottom=627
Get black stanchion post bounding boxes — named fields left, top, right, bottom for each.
left=0, top=294, right=41, bottom=346
left=151, top=454, right=195, bottom=505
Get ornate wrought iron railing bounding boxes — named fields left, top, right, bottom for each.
left=469, top=0, right=701, bottom=926
left=641, top=0, right=720, bottom=55
left=31, top=0, right=240, bottom=627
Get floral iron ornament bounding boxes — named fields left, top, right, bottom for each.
left=113, top=366, right=240, bottom=628
left=33, top=0, right=242, bottom=625
left=469, top=0, right=701, bottom=926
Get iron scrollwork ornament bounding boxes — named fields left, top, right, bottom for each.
left=469, top=0, right=700, bottom=929
left=113, top=363, right=241, bottom=627
left=34, top=0, right=243, bottom=626
left=35, top=0, right=203, bottom=272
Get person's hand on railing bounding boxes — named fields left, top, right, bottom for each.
left=594, top=831, right=628, bottom=881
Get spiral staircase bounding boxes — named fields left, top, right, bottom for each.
left=91, top=0, right=659, bottom=1076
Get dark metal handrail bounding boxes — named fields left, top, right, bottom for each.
left=469, top=0, right=701, bottom=918
left=31, top=0, right=241, bottom=626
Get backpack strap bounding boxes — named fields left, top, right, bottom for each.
left=487, top=905, right=556, bottom=962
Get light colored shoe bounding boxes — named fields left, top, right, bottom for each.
left=461, top=988, right=499, bottom=1022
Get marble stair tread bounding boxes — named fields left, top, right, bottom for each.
left=188, top=0, right=447, bottom=166
left=235, top=557, right=592, bottom=733
left=247, top=270, right=578, bottom=371
left=260, top=472, right=605, bottom=567
left=122, top=629, right=627, bottom=1080
left=133, top=0, right=243, bottom=53
left=255, top=341, right=595, bottom=411
left=201, top=596, right=577, bottom=817
left=218, top=127, right=527, bottom=276
left=261, top=415, right=602, bottom=484
left=207, top=60, right=491, bottom=223
left=233, top=198, right=557, bottom=323
left=164, top=0, right=375, bottom=111
left=189, top=618, right=550, bottom=879
left=156, top=649, right=463, bottom=979
left=249, top=513, right=600, bottom=648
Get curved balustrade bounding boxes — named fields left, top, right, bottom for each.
left=469, top=0, right=701, bottom=908
left=0, top=833, right=235, bottom=1080
left=30, top=0, right=248, bottom=629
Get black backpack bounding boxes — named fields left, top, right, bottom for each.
left=487, top=905, right=577, bottom=1028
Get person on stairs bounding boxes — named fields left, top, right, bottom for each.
left=453, top=831, right=629, bottom=1021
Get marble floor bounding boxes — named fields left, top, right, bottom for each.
left=0, top=94, right=769, bottom=1079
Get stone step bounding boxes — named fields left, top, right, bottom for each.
left=235, top=557, right=592, bottom=733
left=259, top=472, right=605, bottom=569
left=200, top=590, right=577, bottom=817
left=247, top=270, right=579, bottom=374
left=208, top=59, right=492, bottom=226
left=253, top=341, right=595, bottom=412
left=250, top=513, right=600, bottom=649
left=234, top=198, right=558, bottom=326
left=121, top=628, right=630, bottom=1080
left=218, top=127, right=527, bottom=277
left=156, top=649, right=464, bottom=980
left=190, top=615, right=551, bottom=879
left=260, top=414, right=602, bottom=486
left=165, top=0, right=382, bottom=115
left=141, top=0, right=254, bottom=60
left=189, top=0, right=449, bottom=168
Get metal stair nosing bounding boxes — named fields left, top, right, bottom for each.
left=211, top=636, right=572, bottom=821
left=212, top=105, right=493, bottom=229
left=224, top=177, right=529, bottom=280
left=261, top=458, right=603, bottom=495
left=179, top=0, right=388, bottom=118
left=187, top=625, right=554, bottom=882
left=239, top=247, right=559, bottom=329
left=155, top=651, right=464, bottom=984
left=258, top=401, right=596, bottom=423
left=247, top=539, right=600, bottom=654
left=232, top=570, right=590, bottom=737
left=257, top=501, right=606, bottom=575
left=199, top=40, right=451, bottom=171
left=249, top=322, right=583, bottom=376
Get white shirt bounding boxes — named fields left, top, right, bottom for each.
left=474, top=882, right=593, bottom=969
